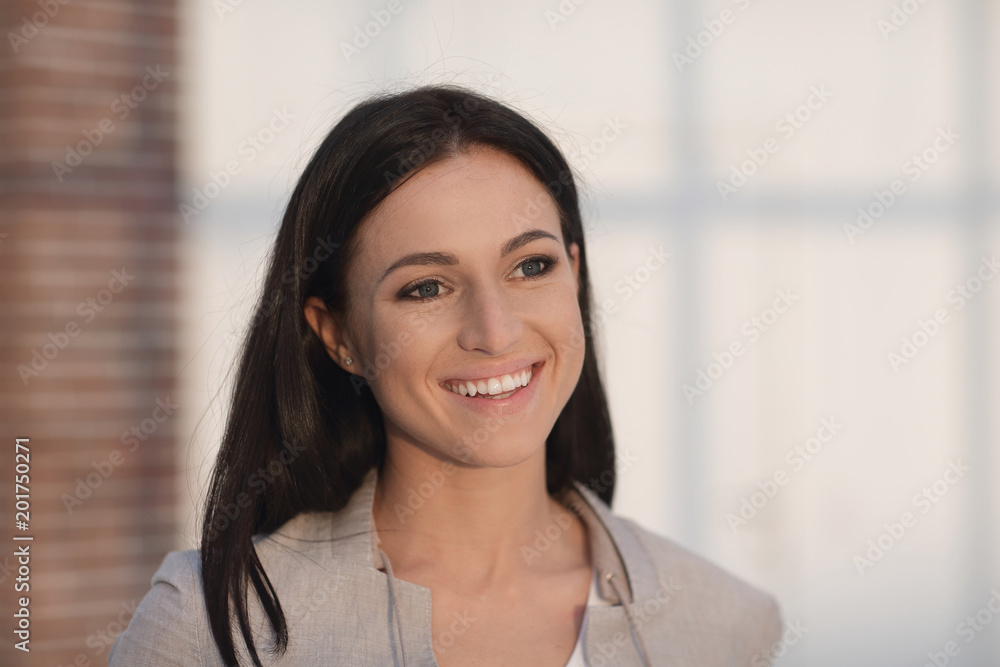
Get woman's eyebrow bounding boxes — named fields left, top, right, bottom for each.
left=375, top=229, right=560, bottom=287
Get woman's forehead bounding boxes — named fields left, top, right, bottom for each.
left=353, top=150, right=563, bottom=265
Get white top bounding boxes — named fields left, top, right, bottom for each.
left=564, top=567, right=611, bottom=667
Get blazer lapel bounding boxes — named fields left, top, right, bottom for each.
left=585, top=605, right=654, bottom=667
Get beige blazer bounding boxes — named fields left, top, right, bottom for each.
left=110, top=467, right=783, bottom=665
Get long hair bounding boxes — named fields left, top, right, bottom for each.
left=200, top=84, right=616, bottom=665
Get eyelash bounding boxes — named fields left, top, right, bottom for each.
left=398, top=254, right=559, bottom=301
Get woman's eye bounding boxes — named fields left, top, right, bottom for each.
left=517, top=258, right=544, bottom=277
left=513, top=256, right=551, bottom=278
left=407, top=282, right=440, bottom=299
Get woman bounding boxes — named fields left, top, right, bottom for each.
left=110, top=84, right=783, bottom=666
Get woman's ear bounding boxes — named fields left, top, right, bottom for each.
left=303, top=296, right=359, bottom=374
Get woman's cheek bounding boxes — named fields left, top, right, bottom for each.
left=538, top=283, right=584, bottom=335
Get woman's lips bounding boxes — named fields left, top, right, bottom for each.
left=443, top=362, right=537, bottom=398
left=440, top=361, right=545, bottom=413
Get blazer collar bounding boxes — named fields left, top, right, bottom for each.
left=278, top=466, right=658, bottom=605
left=269, top=466, right=658, bottom=666
left=565, top=480, right=658, bottom=605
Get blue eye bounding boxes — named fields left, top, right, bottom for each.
left=520, top=259, right=544, bottom=277
left=397, top=254, right=559, bottom=301
left=414, top=283, right=439, bottom=298
left=400, top=279, right=442, bottom=300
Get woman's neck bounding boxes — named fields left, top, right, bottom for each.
left=371, top=443, right=589, bottom=589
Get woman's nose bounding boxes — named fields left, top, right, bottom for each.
left=455, top=282, right=525, bottom=354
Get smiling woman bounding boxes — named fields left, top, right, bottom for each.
left=109, top=84, right=783, bottom=666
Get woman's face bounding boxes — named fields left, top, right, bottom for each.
left=329, top=147, right=585, bottom=468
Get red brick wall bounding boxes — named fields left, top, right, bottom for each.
left=0, top=1, right=179, bottom=664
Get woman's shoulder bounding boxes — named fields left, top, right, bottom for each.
left=620, top=512, right=778, bottom=606
left=604, top=510, right=784, bottom=662
left=108, top=511, right=377, bottom=667
left=108, top=548, right=210, bottom=666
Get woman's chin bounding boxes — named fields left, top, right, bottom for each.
left=444, top=439, right=546, bottom=470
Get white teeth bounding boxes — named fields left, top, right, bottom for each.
left=444, top=366, right=535, bottom=397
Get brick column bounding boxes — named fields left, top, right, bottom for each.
left=0, top=1, right=180, bottom=664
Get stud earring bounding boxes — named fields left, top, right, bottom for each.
left=344, top=357, right=353, bottom=366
